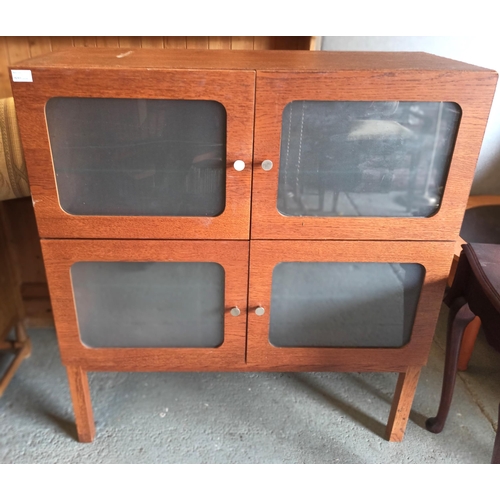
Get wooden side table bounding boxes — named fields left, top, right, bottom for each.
left=426, top=243, right=500, bottom=462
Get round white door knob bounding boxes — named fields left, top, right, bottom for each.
left=230, top=307, right=241, bottom=317
left=261, top=160, right=273, bottom=171
left=255, top=306, right=265, bottom=316
left=233, top=160, right=245, bottom=171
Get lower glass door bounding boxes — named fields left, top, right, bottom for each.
left=42, top=239, right=249, bottom=371
left=268, top=262, right=425, bottom=348
left=71, top=261, right=225, bottom=348
left=247, top=240, right=453, bottom=371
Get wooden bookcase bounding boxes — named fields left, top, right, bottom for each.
left=10, top=48, right=497, bottom=443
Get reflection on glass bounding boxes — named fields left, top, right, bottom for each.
left=71, top=262, right=225, bottom=348
left=278, top=101, right=461, bottom=217
left=269, top=262, right=425, bottom=347
left=46, top=98, right=226, bottom=216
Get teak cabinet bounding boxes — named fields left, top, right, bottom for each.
left=10, top=48, right=497, bottom=443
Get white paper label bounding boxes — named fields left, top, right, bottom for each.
left=11, top=70, right=33, bottom=82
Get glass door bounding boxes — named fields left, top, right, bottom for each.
left=41, top=239, right=249, bottom=371
left=16, top=67, right=255, bottom=239
left=252, top=71, right=489, bottom=241
left=246, top=240, right=454, bottom=371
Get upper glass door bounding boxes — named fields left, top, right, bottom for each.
left=252, top=71, right=485, bottom=241
left=277, top=100, right=460, bottom=218
left=47, top=98, right=227, bottom=218
left=18, top=67, right=255, bottom=239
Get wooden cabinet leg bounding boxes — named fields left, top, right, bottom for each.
left=386, top=366, right=421, bottom=442
left=66, top=366, right=95, bottom=443
left=426, top=299, right=475, bottom=434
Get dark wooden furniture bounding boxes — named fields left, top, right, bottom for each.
left=9, top=49, right=497, bottom=443
left=426, top=243, right=500, bottom=463
left=448, top=196, right=500, bottom=371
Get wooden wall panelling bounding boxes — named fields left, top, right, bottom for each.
left=118, top=37, right=142, bottom=48
left=253, top=37, right=273, bottom=50
left=0, top=37, right=11, bottom=99
left=141, top=37, right=164, bottom=48
left=0, top=202, right=23, bottom=336
left=95, top=37, right=119, bottom=47
left=165, top=37, right=187, bottom=49
left=186, top=37, right=209, bottom=49
left=2, top=198, right=46, bottom=285
left=50, top=37, right=74, bottom=52
left=208, top=37, right=231, bottom=50
left=73, top=37, right=97, bottom=47
left=2, top=198, right=52, bottom=328
left=27, top=37, right=52, bottom=58
left=5, top=37, right=30, bottom=64
left=232, top=37, right=254, bottom=50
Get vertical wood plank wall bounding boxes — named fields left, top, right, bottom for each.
left=0, top=36, right=312, bottom=98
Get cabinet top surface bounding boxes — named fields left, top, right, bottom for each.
left=9, top=48, right=496, bottom=73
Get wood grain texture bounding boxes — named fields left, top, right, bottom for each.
left=10, top=50, right=496, bottom=243
left=209, top=37, right=231, bottom=50
left=386, top=366, right=421, bottom=442
left=9, top=48, right=491, bottom=72
left=232, top=37, right=254, bottom=50
left=5, top=37, right=30, bottom=65
left=0, top=38, right=11, bottom=99
left=2, top=198, right=47, bottom=284
left=21, top=282, right=53, bottom=328
left=73, top=37, right=97, bottom=48
left=246, top=240, right=454, bottom=371
left=0, top=203, right=23, bottom=338
left=6, top=50, right=496, bottom=445
left=41, top=239, right=249, bottom=371
left=28, top=37, right=52, bottom=58
left=187, top=37, right=209, bottom=49
left=96, top=37, right=119, bottom=48
left=12, top=67, right=255, bottom=240
left=66, top=366, right=95, bottom=442
left=253, top=37, right=273, bottom=50
left=165, top=37, right=186, bottom=49
left=252, top=69, right=498, bottom=241
left=1, top=38, right=312, bottom=98
left=118, top=37, right=142, bottom=48
left=49, top=37, right=74, bottom=52
left=141, top=37, right=164, bottom=48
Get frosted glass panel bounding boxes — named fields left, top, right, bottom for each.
left=71, top=262, right=224, bottom=348
left=46, top=98, right=226, bottom=216
left=269, top=262, right=425, bottom=347
left=278, top=101, right=461, bottom=217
